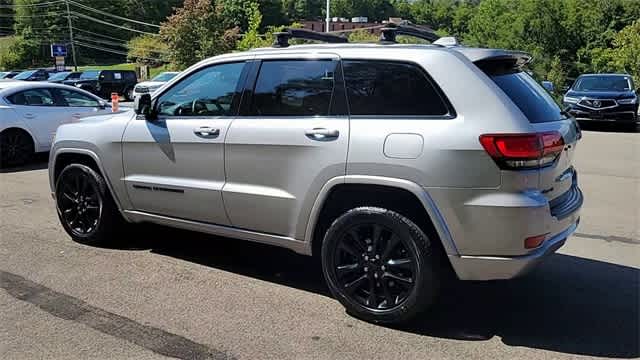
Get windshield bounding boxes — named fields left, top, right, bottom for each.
left=48, top=72, right=70, bottom=81
left=573, top=76, right=632, bottom=91
left=14, top=70, right=37, bottom=80
left=490, top=71, right=565, bottom=123
left=152, top=72, right=178, bottom=82
left=80, top=71, right=100, bottom=79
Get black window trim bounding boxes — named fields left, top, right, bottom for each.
left=341, top=59, right=457, bottom=120
left=239, top=58, right=349, bottom=118
left=152, top=60, right=251, bottom=119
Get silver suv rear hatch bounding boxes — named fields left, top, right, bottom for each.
left=472, top=52, right=583, bottom=219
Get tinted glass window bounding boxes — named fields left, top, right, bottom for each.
left=157, top=62, right=244, bottom=117
left=56, top=89, right=99, bottom=107
left=80, top=71, right=99, bottom=79
left=343, top=61, right=449, bottom=116
left=8, top=89, right=56, bottom=106
left=250, top=60, right=337, bottom=116
left=48, top=72, right=71, bottom=81
left=490, top=71, right=564, bottom=123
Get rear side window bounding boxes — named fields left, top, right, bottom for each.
left=250, top=60, right=338, bottom=116
left=7, top=89, right=56, bottom=106
left=488, top=71, right=564, bottom=123
left=342, top=60, right=450, bottom=116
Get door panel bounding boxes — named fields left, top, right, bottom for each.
left=122, top=61, right=247, bottom=225
left=7, top=88, right=69, bottom=149
left=223, top=58, right=349, bottom=238
left=122, top=118, right=232, bottom=224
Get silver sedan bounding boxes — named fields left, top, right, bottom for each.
left=0, top=81, right=110, bottom=166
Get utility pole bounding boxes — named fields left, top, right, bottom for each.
left=64, top=0, right=78, bottom=71
left=325, top=0, right=330, bottom=33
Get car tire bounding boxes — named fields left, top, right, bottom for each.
left=124, top=88, right=134, bottom=102
left=55, top=164, right=124, bottom=245
left=321, top=207, right=440, bottom=324
left=0, top=129, right=34, bottom=167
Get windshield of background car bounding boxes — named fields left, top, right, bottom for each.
left=14, top=70, right=37, bottom=80
left=48, top=72, right=71, bottom=81
left=80, top=71, right=100, bottom=80
left=152, top=72, right=177, bottom=82
left=490, top=71, right=565, bottom=123
left=573, top=76, right=632, bottom=91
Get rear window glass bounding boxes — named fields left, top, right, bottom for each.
left=342, top=60, right=450, bottom=116
left=489, top=71, right=564, bottom=123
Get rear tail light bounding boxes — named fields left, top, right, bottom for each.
left=525, top=233, right=549, bottom=249
left=479, top=131, right=564, bottom=170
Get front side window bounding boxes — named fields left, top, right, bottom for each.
left=56, top=89, right=100, bottom=107
left=7, top=88, right=56, bottom=106
left=157, top=62, right=245, bottom=117
left=342, top=60, right=450, bottom=116
left=250, top=60, right=338, bottom=116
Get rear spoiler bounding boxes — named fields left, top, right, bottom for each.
left=452, top=48, right=532, bottom=72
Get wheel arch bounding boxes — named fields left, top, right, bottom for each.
left=305, top=176, right=458, bottom=259
left=1, top=126, right=38, bottom=153
left=50, top=148, right=129, bottom=220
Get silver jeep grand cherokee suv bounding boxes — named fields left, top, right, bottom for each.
left=49, top=27, right=582, bottom=324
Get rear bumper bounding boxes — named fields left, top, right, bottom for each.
left=449, top=219, right=578, bottom=280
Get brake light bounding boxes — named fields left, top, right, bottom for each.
left=479, top=131, right=564, bottom=170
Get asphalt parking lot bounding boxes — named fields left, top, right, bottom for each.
left=1, top=123, right=638, bottom=359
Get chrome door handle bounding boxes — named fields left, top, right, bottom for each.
left=305, top=128, right=339, bottom=141
left=193, top=126, right=220, bottom=138
left=24, top=113, right=36, bottom=119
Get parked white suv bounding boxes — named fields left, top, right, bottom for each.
left=49, top=26, right=583, bottom=324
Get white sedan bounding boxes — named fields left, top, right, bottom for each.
left=0, top=82, right=110, bottom=166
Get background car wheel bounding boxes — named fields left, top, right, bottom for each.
left=0, top=129, right=34, bottom=167
left=321, top=207, right=439, bottom=324
left=55, top=164, right=124, bottom=245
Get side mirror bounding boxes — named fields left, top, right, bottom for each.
left=98, top=100, right=107, bottom=109
left=134, top=93, right=154, bottom=118
left=541, top=81, right=555, bottom=93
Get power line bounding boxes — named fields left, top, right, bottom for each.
left=72, top=26, right=132, bottom=43
left=0, top=12, right=66, bottom=18
left=68, top=0, right=160, bottom=28
left=74, top=40, right=165, bottom=62
left=0, top=1, right=64, bottom=8
left=75, top=34, right=169, bottom=53
left=71, top=11, right=158, bottom=36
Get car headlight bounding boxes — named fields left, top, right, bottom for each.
left=563, top=96, right=580, bottom=104
left=617, top=97, right=637, bottom=105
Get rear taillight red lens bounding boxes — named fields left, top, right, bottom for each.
left=479, top=132, right=564, bottom=170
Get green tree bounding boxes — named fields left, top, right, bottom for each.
left=160, top=0, right=238, bottom=69
left=127, top=34, right=168, bottom=66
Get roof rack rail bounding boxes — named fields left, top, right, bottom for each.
left=273, top=28, right=349, bottom=48
left=379, top=22, right=440, bottom=44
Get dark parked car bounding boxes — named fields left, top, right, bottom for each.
left=0, top=71, right=21, bottom=79
left=13, top=69, right=56, bottom=81
left=47, top=71, right=82, bottom=83
left=563, top=73, right=638, bottom=128
left=63, top=70, right=137, bottom=100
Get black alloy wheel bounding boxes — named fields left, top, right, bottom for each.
left=56, top=166, right=103, bottom=237
left=322, top=207, right=439, bottom=324
left=331, top=223, right=417, bottom=310
left=0, top=130, right=34, bottom=167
